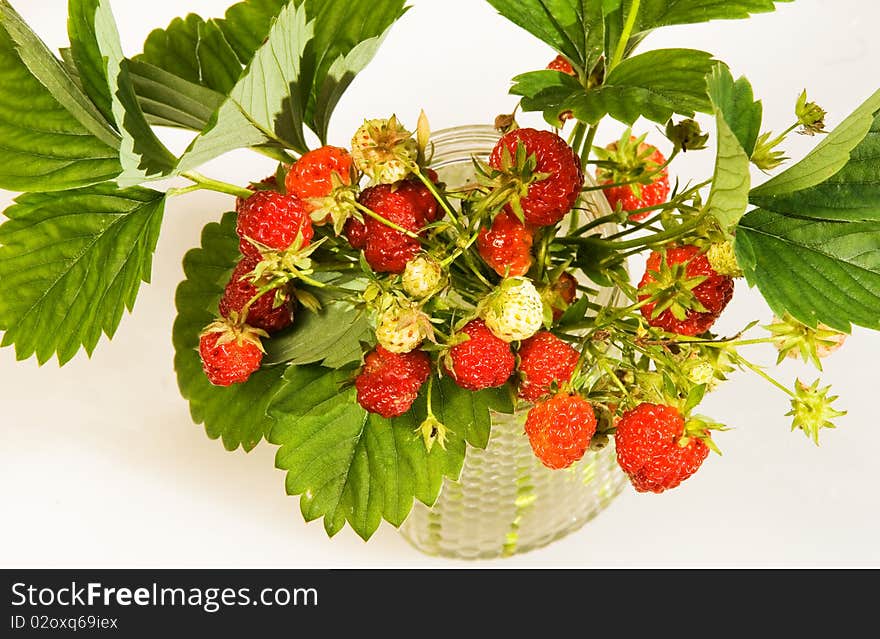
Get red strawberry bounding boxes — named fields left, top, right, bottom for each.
left=198, top=321, right=266, bottom=387
left=517, top=332, right=580, bottom=403
left=344, top=180, right=439, bottom=274
left=489, top=129, right=584, bottom=227
left=597, top=135, right=670, bottom=221
left=235, top=175, right=278, bottom=215
left=218, top=258, right=294, bottom=333
left=355, top=347, right=432, bottom=418
left=638, top=245, right=734, bottom=337
left=285, top=146, right=353, bottom=203
left=477, top=210, right=535, bottom=277
left=615, top=403, right=711, bottom=493
left=525, top=394, right=597, bottom=470
left=547, top=55, right=576, bottom=76
left=236, top=191, right=314, bottom=260
left=445, top=319, right=515, bottom=391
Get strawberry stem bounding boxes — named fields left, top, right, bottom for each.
left=609, top=0, right=641, bottom=71
left=353, top=202, right=424, bottom=240
left=173, top=171, right=254, bottom=199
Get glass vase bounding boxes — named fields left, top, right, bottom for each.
left=399, top=125, right=627, bottom=559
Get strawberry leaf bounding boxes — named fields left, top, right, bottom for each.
left=605, top=0, right=793, bottom=36
left=264, top=276, right=372, bottom=369
left=0, top=185, right=165, bottom=364
left=127, top=59, right=225, bottom=131
left=704, top=65, right=758, bottom=229
left=173, top=211, right=289, bottom=452
left=735, top=103, right=880, bottom=331
left=564, top=48, right=719, bottom=125
left=484, top=0, right=606, bottom=73
left=269, top=369, right=514, bottom=540
left=0, top=4, right=120, bottom=191
left=67, top=0, right=177, bottom=186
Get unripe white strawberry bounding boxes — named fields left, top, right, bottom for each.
left=351, top=116, right=418, bottom=185
left=479, top=277, right=546, bottom=342
left=707, top=241, right=743, bottom=278
left=375, top=304, right=434, bottom=354
left=402, top=254, right=446, bottom=299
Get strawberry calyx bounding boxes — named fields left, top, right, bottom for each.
left=786, top=379, right=846, bottom=445
left=766, top=315, right=848, bottom=370
left=639, top=253, right=711, bottom=322
left=351, top=116, right=419, bottom=185
left=595, top=129, right=667, bottom=199
left=679, top=414, right=727, bottom=455
left=473, top=141, right=552, bottom=222
left=308, top=172, right=361, bottom=234
left=199, top=316, right=268, bottom=353
left=246, top=235, right=327, bottom=290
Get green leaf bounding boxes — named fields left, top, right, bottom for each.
left=177, top=1, right=314, bottom=170
left=172, top=211, right=288, bottom=452
left=128, top=58, right=225, bottom=131
left=68, top=0, right=177, bottom=186
left=196, top=19, right=242, bottom=95
left=735, top=210, right=880, bottom=332
left=485, top=0, right=605, bottom=71
left=0, top=21, right=119, bottom=191
left=215, top=0, right=287, bottom=65
left=264, top=278, right=372, bottom=369
left=0, top=184, right=165, bottom=364
left=563, top=49, right=718, bottom=125
left=607, top=0, right=793, bottom=37
left=750, top=89, right=880, bottom=201
left=137, top=14, right=203, bottom=85
left=735, top=105, right=880, bottom=332
left=511, top=68, right=585, bottom=127
left=704, top=65, right=756, bottom=228
left=434, top=376, right=515, bottom=449
left=0, top=0, right=119, bottom=148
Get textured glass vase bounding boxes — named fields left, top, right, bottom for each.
left=399, top=125, right=628, bottom=559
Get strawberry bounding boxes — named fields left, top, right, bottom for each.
left=402, top=254, right=446, bottom=299
left=235, top=175, right=278, bottom=215
left=218, top=258, right=294, bottom=334
left=489, top=129, right=584, bottom=227
left=236, top=190, right=314, bottom=260
left=517, top=331, right=580, bottom=403
left=351, top=116, right=419, bottom=185
left=638, top=245, right=734, bottom=337
left=345, top=180, right=439, bottom=274
left=198, top=320, right=267, bottom=387
left=596, top=134, right=670, bottom=221
left=615, top=403, right=711, bottom=493
left=525, top=394, right=597, bottom=470
left=477, top=210, right=535, bottom=277
left=285, top=146, right=354, bottom=203
left=479, top=277, right=545, bottom=342
left=375, top=303, right=433, bottom=354
left=355, top=346, right=431, bottom=418
left=445, top=320, right=515, bottom=391
left=547, top=55, right=576, bottom=76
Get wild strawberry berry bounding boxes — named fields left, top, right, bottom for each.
left=402, top=254, right=446, bottom=299
left=615, top=403, right=711, bottom=493
left=525, top=394, right=597, bottom=470
left=517, top=332, right=580, bottom=403
left=285, top=146, right=353, bottom=203
left=355, top=347, right=431, bottom=418
left=445, top=320, right=515, bottom=391
left=479, top=277, right=545, bottom=342
left=351, top=116, right=419, bottom=185
left=596, top=134, right=670, bottom=221
left=477, top=210, right=535, bottom=277
left=235, top=175, right=278, bottom=215
left=638, top=245, right=735, bottom=337
left=345, top=180, right=439, bottom=274
left=547, top=55, right=576, bottom=76
left=198, top=320, right=267, bottom=387
left=236, top=191, right=314, bottom=260
left=375, top=304, right=433, bottom=354
left=489, top=129, right=584, bottom=227
left=218, top=258, right=294, bottom=333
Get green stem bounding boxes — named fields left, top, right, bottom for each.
left=738, top=356, right=794, bottom=398
left=558, top=213, right=707, bottom=251
left=609, top=0, right=641, bottom=70
left=580, top=125, right=598, bottom=168
left=354, top=202, right=423, bottom=240
left=177, top=171, right=253, bottom=199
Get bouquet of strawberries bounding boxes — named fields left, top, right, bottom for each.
left=0, top=0, right=876, bottom=542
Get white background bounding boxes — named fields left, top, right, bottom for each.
left=1, top=0, right=879, bottom=568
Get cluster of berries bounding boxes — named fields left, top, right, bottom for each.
left=195, top=60, right=843, bottom=495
